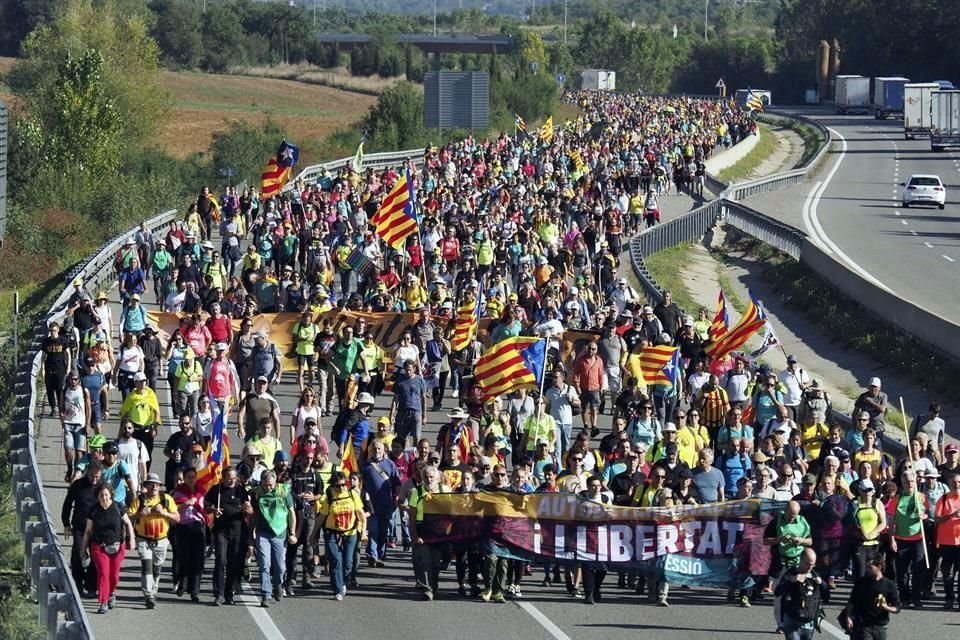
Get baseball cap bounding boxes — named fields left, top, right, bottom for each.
left=215, top=342, right=228, bottom=351
left=946, top=444, right=959, bottom=453
left=859, top=479, right=875, bottom=492
left=378, top=416, right=390, bottom=425
left=661, top=422, right=677, bottom=433
left=130, top=293, right=141, bottom=301
left=133, top=372, right=147, bottom=382
left=72, top=277, right=83, bottom=286
left=256, top=375, right=269, bottom=383
left=868, top=377, right=881, bottom=387
left=802, top=473, right=817, bottom=485
left=786, top=354, right=797, bottom=363
left=618, top=278, right=627, bottom=285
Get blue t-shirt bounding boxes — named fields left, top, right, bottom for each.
left=717, top=452, right=752, bottom=497
left=692, top=466, right=725, bottom=503
left=361, top=458, right=399, bottom=511
left=394, top=376, right=426, bottom=413
left=101, top=460, right=132, bottom=505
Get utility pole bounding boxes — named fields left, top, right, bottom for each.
left=563, top=0, right=568, bottom=45
left=434, top=0, right=438, bottom=37
left=704, top=0, right=710, bottom=41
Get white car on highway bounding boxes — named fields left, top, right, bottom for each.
left=901, top=174, right=946, bottom=209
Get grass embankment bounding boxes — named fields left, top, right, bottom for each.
left=637, top=243, right=698, bottom=313
left=227, top=63, right=409, bottom=96
left=731, top=236, right=960, bottom=411
left=716, top=123, right=778, bottom=184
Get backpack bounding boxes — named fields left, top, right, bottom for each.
left=784, top=574, right=824, bottom=625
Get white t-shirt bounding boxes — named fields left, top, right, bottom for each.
left=117, top=436, right=149, bottom=490
left=294, top=405, right=322, bottom=440
left=779, top=367, right=810, bottom=406
left=687, top=371, right=710, bottom=399
left=118, top=346, right=145, bottom=373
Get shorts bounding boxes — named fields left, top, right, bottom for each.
left=297, top=354, right=315, bottom=369
left=395, top=409, right=422, bottom=442
left=580, top=390, right=601, bottom=409
left=63, top=423, right=87, bottom=451
left=90, top=405, right=104, bottom=427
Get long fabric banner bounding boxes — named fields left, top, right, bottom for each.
left=148, top=310, right=602, bottom=372
left=418, top=493, right=781, bottom=587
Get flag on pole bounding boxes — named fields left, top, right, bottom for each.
left=345, top=246, right=377, bottom=279
left=514, top=113, right=526, bottom=132
left=352, top=138, right=365, bottom=173
left=452, top=283, right=483, bottom=351
left=569, top=150, right=586, bottom=173
left=746, top=88, right=764, bottom=112
left=539, top=116, right=554, bottom=144
left=750, top=323, right=781, bottom=359
left=706, top=290, right=767, bottom=359
left=371, top=169, right=418, bottom=250
left=260, top=139, right=300, bottom=198
left=709, top=289, right=731, bottom=343
left=340, top=435, right=359, bottom=474
left=195, top=396, right=230, bottom=493
left=474, top=337, right=547, bottom=399
left=636, top=344, right=680, bottom=387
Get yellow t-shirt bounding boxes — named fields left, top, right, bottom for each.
left=317, top=488, right=364, bottom=534
left=129, top=493, right=177, bottom=540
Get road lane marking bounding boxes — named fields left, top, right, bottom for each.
left=516, top=602, right=573, bottom=640
left=910, top=230, right=917, bottom=235
left=925, top=242, right=933, bottom=248
left=807, top=128, right=893, bottom=292
left=944, top=255, right=956, bottom=263
left=236, top=594, right=289, bottom=640
left=821, top=619, right=848, bottom=640
left=901, top=220, right=908, bottom=225
left=894, top=211, right=900, bottom=216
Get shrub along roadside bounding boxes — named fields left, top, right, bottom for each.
left=729, top=236, right=960, bottom=409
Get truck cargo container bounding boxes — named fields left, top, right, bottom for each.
left=872, top=76, right=909, bottom=119
left=930, top=90, right=960, bottom=151
left=903, top=83, right=938, bottom=138
left=835, top=75, right=871, bottom=114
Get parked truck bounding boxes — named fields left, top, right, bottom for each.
left=581, top=69, right=616, bottom=91
left=872, top=76, right=909, bottom=119
left=835, top=75, right=871, bottom=114
left=903, top=83, right=939, bottom=139
left=931, top=90, right=960, bottom=151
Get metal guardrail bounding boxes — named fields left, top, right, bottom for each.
left=10, top=208, right=179, bottom=640
left=721, top=200, right=806, bottom=260
left=722, top=111, right=833, bottom=202
left=286, top=148, right=423, bottom=191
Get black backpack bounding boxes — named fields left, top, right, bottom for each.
left=785, top=574, right=825, bottom=625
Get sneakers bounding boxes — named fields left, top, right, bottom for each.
left=334, top=593, right=344, bottom=601
left=423, top=590, right=434, bottom=601
left=457, top=585, right=467, bottom=597
left=585, top=593, right=595, bottom=605
left=107, top=594, right=117, bottom=609
left=97, top=603, right=108, bottom=614
left=657, top=597, right=669, bottom=607
left=273, top=586, right=282, bottom=602
left=740, top=595, right=751, bottom=608
left=479, top=589, right=493, bottom=602
left=144, top=597, right=156, bottom=610
left=726, top=588, right=736, bottom=602
left=492, top=592, right=507, bottom=603
left=283, top=585, right=295, bottom=597
left=260, top=597, right=269, bottom=608
left=212, top=597, right=222, bottom=607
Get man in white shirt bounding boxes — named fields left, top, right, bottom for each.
left=778, top=355, right=810, bottom=421
left=117, top=419, right=149, bottom=492
left=724, top=357, right=751, bottom=404
left=760, top=405, right=796, bottom=442
left=545, top=369, right=579, bottom=461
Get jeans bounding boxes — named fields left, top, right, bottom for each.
left=851, top=627, right=888, bottom=640
left=285, top=509, right=315, bottom=585
left=366, top=508, right=394, bottom=561
left=70, top=529, right=98, bottom=593
left=256, top=531, right=286, bottom=598
left=175, top=522, right=206, bottom=595
left=90, top=544, right=125, bottom=605
left=212, top=528, right=244, bottom=599
left=324, top=530, right=357, bottom=595
left=782, top=627, right=814, bottom=640
left=852, top=544, right=881, bottom=580
left=942, top=545, right=960, bottom=601
left=390, top=508, right=410, bottom=545
left=557, top=422, right=574, bottom=461
left=136, top=537, right=169, bottom=599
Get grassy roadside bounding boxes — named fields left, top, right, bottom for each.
left=639, top=243, right=698, bottom=313
left=730, top=236, right=960, bottom=412
left=716, top=124, right=778, bottom=183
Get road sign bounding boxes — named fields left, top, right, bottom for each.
left=715, top=79, right=726, bottom=89
left=530, top=62, right=539, bottom=72
left=218, top=167, right=238, bottom=177
left=556, top=73, right=566, bottom=84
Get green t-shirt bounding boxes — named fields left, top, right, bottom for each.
left=777, top=513, right=811, bottom=566
left=253, top=484, right=293, bottom=537
left=331, top=338, right=364, bottom=380
left=894, top=494, right=923, bottom=539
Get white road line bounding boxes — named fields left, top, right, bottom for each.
left=901, top=220, right=908, bottom=225
left=944, top=255, right=956, bottom=263
left=236, top=594, right=289, bottom=640
left=806, top=129, right=894, bottom=292
left=910, top=230, right=918, bottom=235
left=925, top=242, right=934, bottom=248
left=894, top=211, right=901, bottom=216
left=821, top=619, right=848, bottom=640
left=516, top=601, right=573, bottom=640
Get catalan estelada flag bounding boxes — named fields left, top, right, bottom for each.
left=195, top=396, right=230, bottom=493
left=371, top=169, right=418, bottom=250
left=706, top=290, right=767, bottom=359
left=260, top=157, right=290, bottom=199
left=539, top=116, right=554, bottom=144
left=474, top=337, right=546, bottom=399
left=636, top=345, right=680, bottom=387
left=569, top=150, right=586, bottom=173
left=746, top=88, right=764, bottom=112
left=709, top=289, right=730, bottom=343
left=515, top=113, right=526, bottom=132
left=452, top=290, right=482, bottom=352
left=340, top=436, right=359, bottom=474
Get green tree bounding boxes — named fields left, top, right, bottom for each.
left=201, top=2, right=248, bottom=70
left=210, top=119, right=288, bottom=187
left=363, top=81, right=425, bottom=151
left=149, top=0, right=203, bottom=68
left=10, top=0, right=171, bottom=148
left=675, top=36, right=775, bottom=94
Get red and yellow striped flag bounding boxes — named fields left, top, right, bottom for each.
left=706, top=290, right=766, bottom=359
left=451, top=294, right=480, bottom=352
left=261, top=157, right=291, bottom=199
left=340, top=436, right=359, bottom=474
left=709, top=289, right=730, bottom=343
left=474, top=337, right=546, bottom=399
left=637, top=345, right=679, bottom=387
left=371, top=169, right=418, bottom=250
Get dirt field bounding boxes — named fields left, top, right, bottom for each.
left=0, top=58, right=377, bottom=157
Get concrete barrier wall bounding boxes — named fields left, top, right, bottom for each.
left=801, top=238, right=960, bottom=362
left=705, top=128, right=761, bottom=174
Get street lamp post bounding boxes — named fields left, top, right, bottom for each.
left=563, top=0, right=568, bottom=45
left=434, top=0, right=438, bottom=37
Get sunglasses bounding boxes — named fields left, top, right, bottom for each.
left=494, top=473, right=507, bottom=477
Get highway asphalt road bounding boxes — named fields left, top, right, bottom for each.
left=747, top=109, right=960, bottom=324
left=36, top=263, right=956, bottom=640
